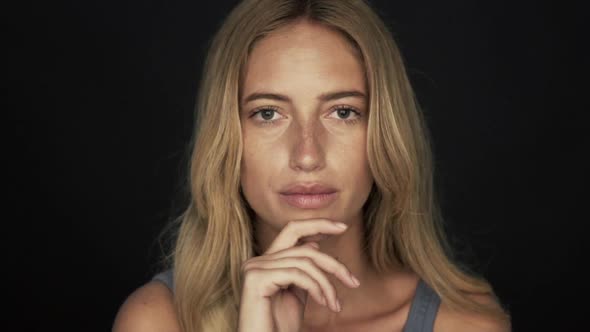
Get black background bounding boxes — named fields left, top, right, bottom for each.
left=7, top=0, right=587, bottom=331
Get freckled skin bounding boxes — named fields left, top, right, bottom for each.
left=113, top=20, right=504, bottom=332
left=239, top=21, right=374, bottom=233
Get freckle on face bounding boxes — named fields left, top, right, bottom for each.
left=239, top=20, right=374, bottom=230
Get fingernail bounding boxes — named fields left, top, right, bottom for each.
left=334, top=222, right=348, bottom=229
left=350, top=273, right=360, bottom=287
left=321, top=295, right=327, bottom=306
left=336, top=299, right=342, bottom=312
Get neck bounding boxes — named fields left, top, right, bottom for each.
left=254, top=213, right=419, bottom=329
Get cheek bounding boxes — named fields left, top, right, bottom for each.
left=339, top=133, right=373, bottom=191
left=336, top=129, right=370, bottom=170
left=240, top=138, right=279, bottom=209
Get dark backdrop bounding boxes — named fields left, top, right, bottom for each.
left=8, top=0, right=587, bottom=331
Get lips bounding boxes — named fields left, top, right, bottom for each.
left=279, top=192, right=338, bottom=209
left=280, top=183, right=338, bottom=195
left=279, top=183, right=339, bottom=209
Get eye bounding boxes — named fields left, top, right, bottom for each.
left=259, top=109, right=278, bottom=120
left=249, top=105, right=362, bottom=127
left=250, top=106, right=284, bottom=126
left=329, top=106, right=362, bottom=124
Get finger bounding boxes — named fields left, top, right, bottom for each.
left=244, top=256, right=342, bottom=312
left=243, top=241, right=319, bottom=271
left=297, top=233, right=330, bottom=245
left=265, top=219, right=348, bottom=255
left=256, top=243, right=361, bottom=290
left=303, top=241, right=320, bottom=249
left=247, top=267, right=328, bottom=309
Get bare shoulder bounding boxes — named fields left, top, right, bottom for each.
left=434, top=293, right=511, bottom=332
left=112, top=280, right=181, bottom=332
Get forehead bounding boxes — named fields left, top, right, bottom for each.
left=241, top=21, right=366, bottom=98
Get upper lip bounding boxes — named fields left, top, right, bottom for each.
left=280, top=183, right=338, bottom=195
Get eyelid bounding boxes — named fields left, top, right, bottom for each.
left=249, top=105, right=284, bottom=119
left=249, top=104, right=361, bottom=116
left=328, top=104, right=362, bottom=117
left=248, top=104, right=363, bottom=125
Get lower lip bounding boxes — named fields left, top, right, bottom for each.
left=279, top=192, right=338, bottom=209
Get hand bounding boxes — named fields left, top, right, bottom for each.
left=237, top=219, right=361, bottom=332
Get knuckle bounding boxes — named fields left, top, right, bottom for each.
left=285, top=220, right=296, bottom=229
left=299, top=256, right=313, bottom=265
left=339, top=261, right=350, bottom=273
left=301, top=247, right=316, bottom=255
left=297, top=257, right=315, bottom=270
left=241, top=260, right=253, bottom=272
left=340, top=266, right=350, bottom=277
left=286, top=267, right=304, bottom=276
left=308, top=246, right=322, bottom=254
left=310, top=280, right=322, bottom=293
left=328, top=257, right=346, bottom=274
left=331, top=261, right=345, bottom=274
left=326, top=265, right=339, bottom=275
left=243, top=268, right=261, bottom=281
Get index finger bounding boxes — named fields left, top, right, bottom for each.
left=264, top=219, right=348, bottom=255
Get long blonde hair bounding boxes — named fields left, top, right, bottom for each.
left=161, top=0, right=510, bottom=330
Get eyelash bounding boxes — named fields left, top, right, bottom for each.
left=249, top=105, right=362, bottom=126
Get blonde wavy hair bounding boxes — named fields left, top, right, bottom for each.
left=159, top=0, right=510, bottom=330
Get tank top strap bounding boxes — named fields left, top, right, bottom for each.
left=402, top=279, right=441, bottom=332
left=152, top=269, right=174, bottom=292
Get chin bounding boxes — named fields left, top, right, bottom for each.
left=281, top=210, right=343, bottom=223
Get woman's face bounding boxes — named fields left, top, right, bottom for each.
left=239, top=20, right=373, bottom=231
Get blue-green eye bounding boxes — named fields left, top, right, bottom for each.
left=333, top=107, right=359, bottom=119
left=259, top=109, right=276, bottom=120
left=250, top=106, right=282, bottom=126
left=330, top=106, right=362, bottom=125
left=249, top=105, right=362, bottom=126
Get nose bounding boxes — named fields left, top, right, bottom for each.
left=289, top=120, right=326, bottom=172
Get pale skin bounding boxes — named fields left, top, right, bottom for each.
left=112, top=19, right=510, bottom=332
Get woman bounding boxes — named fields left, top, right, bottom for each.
left=113, top=0, right=511, bottom=331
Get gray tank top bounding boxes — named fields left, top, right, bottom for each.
left=152, top=269, right=440, bottom=332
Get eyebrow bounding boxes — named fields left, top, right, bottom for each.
left=242, top=90, right=366, bottom=105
